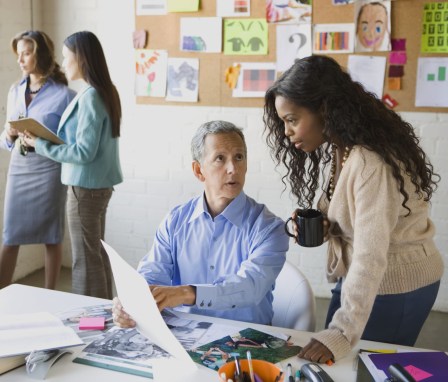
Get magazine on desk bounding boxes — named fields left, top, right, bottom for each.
left=187, top=327, right=302, bottom=371
left=73, top=311, right=213, bottom=378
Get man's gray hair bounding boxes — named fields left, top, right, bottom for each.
left=191, top=120, right=246, bottom=162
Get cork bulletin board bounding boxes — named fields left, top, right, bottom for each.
left=135, top=0, right=448, bottom=112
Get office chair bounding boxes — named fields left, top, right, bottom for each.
left=272, top=260, right=316, bottom=331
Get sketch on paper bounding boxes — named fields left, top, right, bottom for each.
left=224, top=19, right=268, bottom=55
left=135, top=49, right=168, bottom=97
left=166, top=58, right=199, bottom=102
left=266, top=0, right=312, bottom=24
left=355, top=0, right=391, bottom=52
left=180, top=17, right=222, bottom=53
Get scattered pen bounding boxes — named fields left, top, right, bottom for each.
left=274, top=371, right=283, bottom=382
left=295, top=370, right=301, bottom=382
left=287, top=363, right=294, bottom=382
left=246, top=351, right=255, bottom=382
left=234, top=354, right=241, bottom=377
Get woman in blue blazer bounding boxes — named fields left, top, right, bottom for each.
left=25, top=31, right=123, bottom=299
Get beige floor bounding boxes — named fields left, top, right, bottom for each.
left=16, top=267, right=448, bottom=352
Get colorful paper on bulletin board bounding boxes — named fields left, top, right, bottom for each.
left=180, top=17, right=222, bottom=53
left=354, top=0, right=391, bottom=52
left=217, top=0, right=250, bottom=17
left=421, top=2, right=448, bottom=53
left=415, top=57, right=448, bottom=107
left=276, top=24, right=312, bottom=72
left=166, top=58, right=199, bottom=102
left=232, top=62, right=276, bottom=97
left=167, top=0, right=199, bottom=12
left=135, top=49, right=168, bottom=97
left=391, top=38, right=406, bottom=51
left=389, top=51, right=407, bottom=65
left=313, top=23, right=355, bottom=54
left=224, top=19, right=268, bottom=55
left=266, top=0, right=312, bottom=24
left=332, top=0, right=354, bottom=5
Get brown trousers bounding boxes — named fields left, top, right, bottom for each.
left=67, top=186, right=113, bottom=299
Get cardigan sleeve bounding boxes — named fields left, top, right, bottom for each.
left=313, top=153, right=402, bottom=360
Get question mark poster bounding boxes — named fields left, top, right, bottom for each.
left=276, top=24, right=312, bottom=73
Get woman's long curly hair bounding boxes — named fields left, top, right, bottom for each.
left=264, top=55, right=439, bottom=213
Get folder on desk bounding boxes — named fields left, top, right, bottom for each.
left=9, top=118, right=64, bottom=145
left=357, top=351, right=448, bottom=382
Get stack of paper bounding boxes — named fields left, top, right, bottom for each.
left=0, top=311, right=83, bottom=357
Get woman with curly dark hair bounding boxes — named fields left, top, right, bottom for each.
left=264, top=55, right=443, bottom=362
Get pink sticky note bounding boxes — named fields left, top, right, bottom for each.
left=389, top=52, right=407, bottom=65
left=79, top=317, right=105, bottom=330
left=404, top=365, right=433, bottom=381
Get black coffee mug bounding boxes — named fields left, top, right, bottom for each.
left=284, top=209, right=324, bottom=247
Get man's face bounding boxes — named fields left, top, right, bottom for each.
left=357, top=3, right=388, bottom=51
left=197, top=132, right=247, bottom=210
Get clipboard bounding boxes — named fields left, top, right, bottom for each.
left=9, top=118, right=64, bottom=145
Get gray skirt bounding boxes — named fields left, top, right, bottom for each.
left=2, top=149, right=67, bottom=245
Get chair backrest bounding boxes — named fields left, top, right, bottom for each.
left=272, top=260, right=316, bottom=331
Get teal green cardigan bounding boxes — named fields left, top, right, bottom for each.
left=35, top=86, right=122, bottom=189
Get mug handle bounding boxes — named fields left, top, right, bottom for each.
left=284, top=217, right=297, bottom=238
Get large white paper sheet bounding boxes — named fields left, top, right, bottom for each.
left=136, top=0, right=167, bottom=15
left=180, top=17, right=222, bottom=53
left=276, top=24, right=312, bottom=73
left=415, top=57, right=448, bottom=107
left=348, top=55, right=386, bottom=100
left=101, top=241, right=196, bottom=370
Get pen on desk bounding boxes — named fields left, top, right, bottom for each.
left=287, top=363, right=294, bottom=382
left=246, top=351, right=255, bottom=382
left=274, top=371, right=283, bottom=382
left=234, top=354, right=241, bottom=379
left=295, top=370, right=301, bottom=382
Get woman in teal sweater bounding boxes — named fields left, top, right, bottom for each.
left=25, top=31, right=122, bottom=299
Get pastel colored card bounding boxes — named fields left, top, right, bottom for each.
left=167, top=0, right=199, bottom=12
left=391, top=38, right=406, bottom=51
left=389, top=51, right=407, bottom=65
left=79, top=317, right=105, bottom=330
left=224, top=19, right=268, bottom=55
left=217, top=0, right=250, bottom=17
left=388, top=77, right=401, bottom=90
left=266, top=0, right=312, bottom=24
left=388, top=65, right=404, bottom=78
left=232, top=62, right=276, bottom=98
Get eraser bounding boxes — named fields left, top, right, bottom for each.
left=79, top=317, right=105, bottom=330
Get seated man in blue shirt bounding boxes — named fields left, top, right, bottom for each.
left=113, top=120, right=288, bottom=325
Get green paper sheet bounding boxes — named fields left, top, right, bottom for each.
left=421, top=2, right=448, bottom=53
left=224, top=18, right=268, bottom=55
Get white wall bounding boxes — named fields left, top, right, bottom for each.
left=1, top=0, right=447, bottom=312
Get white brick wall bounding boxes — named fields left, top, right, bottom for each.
left=1, top=0, right=447, bottom=312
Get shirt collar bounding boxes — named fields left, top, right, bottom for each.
left=188, top=191, right=246, bottom=227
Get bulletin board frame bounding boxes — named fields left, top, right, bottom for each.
left=135, top=0, right=448, bottom=112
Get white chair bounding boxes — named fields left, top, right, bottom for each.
left=272, top=260, right=316, bottom=331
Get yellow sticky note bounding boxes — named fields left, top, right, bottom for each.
left=388, top=77, right=401, bottom=90
left=167, top=0, right=199, bottom=12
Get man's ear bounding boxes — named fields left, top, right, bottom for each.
left=192, top=161, right=205, bottom=182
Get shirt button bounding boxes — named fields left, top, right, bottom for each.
left=210, top=265, right=214, bottom=270
left=232, top=305, right=236, bottom=308
left=199, top=300, right=204, bottom=307
left=208, top=301, right=212, bottom=307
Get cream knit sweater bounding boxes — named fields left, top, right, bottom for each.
left=314, top=146, right=444, bottom=360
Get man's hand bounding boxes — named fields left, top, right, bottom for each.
left=112, top=297, right=136, bottom=328
left=150, top=285, right=196, bottom=311
left=298, top=338, right=334, bottom=364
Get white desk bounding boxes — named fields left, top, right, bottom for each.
left=0, top=284, right=422, bottom=381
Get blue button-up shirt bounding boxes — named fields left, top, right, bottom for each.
left=138, top=191, right=288, bottom=325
